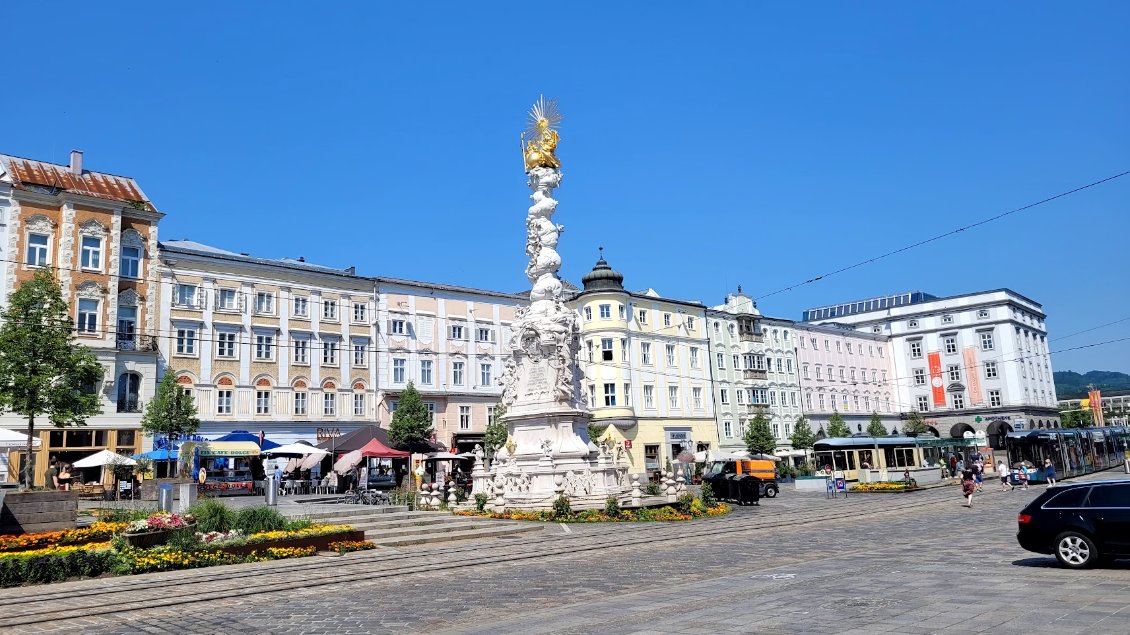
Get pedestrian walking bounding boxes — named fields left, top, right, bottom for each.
left=972, top=461, right=983, bottom=491
left=961, top=469, right=976, bottom=507
left=1018, top=467, right=1030, bottom=490
left=1044, top=458, right=1057, bottom=485
left=998, top=460, right=1010, bottom=491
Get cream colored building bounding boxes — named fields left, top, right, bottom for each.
left=0, top=151, right=162, bottom=485
left=373, top=278, right=523, bottom=453
left=573, top=255, right=717, bottom=477
left=156, top=240, right=378, bottom=446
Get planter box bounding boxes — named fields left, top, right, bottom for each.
left=0, top=491, right=78, bottom=534
left=124, top=523, right=197, bottom=549
left=217, top=530, right=365, bottom=556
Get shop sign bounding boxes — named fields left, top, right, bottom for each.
left=623, top=440, right=633, bottom=449
left=317, top=427, right=342, bottom=442
left=665, top=430, right=691, bottom=444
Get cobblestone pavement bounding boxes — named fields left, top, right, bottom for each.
left=6, top=470, right=1130, bottom=635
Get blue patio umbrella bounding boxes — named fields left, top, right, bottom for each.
left=209, top=430, right=281, bottom=451
left=133, top=448, right=178, bottom=461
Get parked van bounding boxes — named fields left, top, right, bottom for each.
left=703, top=459, right=780, bottom=498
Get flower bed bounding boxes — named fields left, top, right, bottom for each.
left=114, top=544, right=317, bottom=575
left=0, top=522, right=356, bottom=587
left=850, top=482, right=919, bottom=493
left=328, top=540, right=377, bottom=554
left=458, top=502, right=730, bottom=523
left=0, top=522, right=127, bottom=553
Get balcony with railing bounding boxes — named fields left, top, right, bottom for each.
left=116, top=334, right=158, bottom=352
left=743, top=369, right=768, bottom=380
left=739, top=332, right=764, bottom=343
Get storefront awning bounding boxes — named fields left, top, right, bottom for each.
left=197, top=441, right=261, bottom=457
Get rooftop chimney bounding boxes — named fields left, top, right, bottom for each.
left=69, top=150, right=83, bottom=176
left=345, top=266, right=356, bottom=275
left=297, top=256, right=305, bottom=262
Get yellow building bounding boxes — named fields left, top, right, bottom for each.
left=573, top=254, right=717, bottom=478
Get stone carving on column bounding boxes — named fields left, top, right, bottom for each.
left=491, top=97, right=628, bottom=509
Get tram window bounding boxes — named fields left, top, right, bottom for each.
left=884, top=447, right=916, bottom=468
left=1044, top=488, right=1089, bottom=509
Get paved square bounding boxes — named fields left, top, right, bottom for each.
left=2, top=470, right=1128, bottom=634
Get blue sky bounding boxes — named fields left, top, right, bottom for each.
left=3, top=3, right=1128, bottom=373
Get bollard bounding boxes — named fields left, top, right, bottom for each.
left=265, top=476, right=278, bottom=506
left=158, top=483, right=173, bottom=513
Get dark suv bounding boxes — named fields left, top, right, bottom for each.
left=1016, top=480, right=1130, bottom=568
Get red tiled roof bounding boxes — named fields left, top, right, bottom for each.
left=0, top=155, right=154, bottom=211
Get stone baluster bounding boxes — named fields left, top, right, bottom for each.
left=418, top=483, right=430, bottom=510
left=675, top=467, right=686, bottom=494
left=447, top=482, right=458, bottom=506
left=665, top=470, right=677, bottom=503
left=493, top=479, right=506, bottom=512
left=630, top=474, right=642, bottom=507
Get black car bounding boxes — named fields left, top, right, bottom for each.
left=1016, top=479, right=1130, bottom=568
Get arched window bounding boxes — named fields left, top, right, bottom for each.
left=117, top=372, right=141, bottom=412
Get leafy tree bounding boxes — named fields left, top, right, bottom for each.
left=903, top=410, right=929, bottom=435
left=586, top=422, right=608, bottom=445
left=790, top=416, right=816, bottom=450
left=1060, top=407, right=1093, bottom=429
left=389, top=382, right=434, bottom=448
left=141, top=371, right=200, bottom=477
left=826, top=412, right=851, bottom=438
left=483, top=402, right=508, bottom=459
left=0, top=270, right=102, bottom=487
left=866, top=412, right=887, bottom=437
left=743, top=410, right=777, bottom=455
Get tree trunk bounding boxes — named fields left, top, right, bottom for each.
left=22, top=415, right=35, bottom=489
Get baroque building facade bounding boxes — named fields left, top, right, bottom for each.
left=792, top=321, right=898, bottom=435
left=574, top=256, right=717, bottom=476
left=803, top=289, right=1060, bottom=450
left=0, top=151, right=161, bottom=484
left=373, top=277, right=522, bottom=453
left=156, top=240, right=378, bottom=446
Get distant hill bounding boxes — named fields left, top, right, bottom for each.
left=1054, top=370, right=1130, bottom=399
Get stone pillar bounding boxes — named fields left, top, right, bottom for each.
left=665, top=471, right=677, bottom=503
left=630, top=474, right=641, bottom=507
left=447, top=483, right=458, bottom=506
left=675, top=468, right=686, bottom=495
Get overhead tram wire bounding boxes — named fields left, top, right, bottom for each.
left=751, top=169, right=1130, bottom=302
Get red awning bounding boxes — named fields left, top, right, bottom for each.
left=359, top=438, right=410, bottom=458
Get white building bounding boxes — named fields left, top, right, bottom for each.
left=792, top=322, right=898, bottom=436
left=373, top=277, right=523, bottom=453
left=803, top=289, right=1060, bottom=450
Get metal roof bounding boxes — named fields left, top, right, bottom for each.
left=0, top=154, right=154, bottom=211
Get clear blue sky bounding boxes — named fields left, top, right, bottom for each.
left=3, top=3, right=1128, bottom=373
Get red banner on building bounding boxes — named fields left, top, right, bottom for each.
left=1089, top=389, right=1105, bottom=426
left=964, top=347, right=982, bottom=405
left=928, top=351, right=946, bottom=406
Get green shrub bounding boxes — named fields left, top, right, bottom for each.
left=233, top=506, right=288, bottom=534
left=603, top=496, right=620, bottom=517
left=551, top=495, right=572, bottom=519
left=455, top=486, right=468, bottom=503
left=189, top=499, right=235, bottom=533
left=675, top=492, right=696, bottom=515
left=166, top=527, right=201, bottom=551
left=474, top=493, right=488, bottom=512
left=285, top=518, right=313, bottom=531
left=699, top=482, right=716, bottom=507
left=644, top=482, right=662, bottom=496
left=0, top=550, right=118, bottom=587
left=98, top=506, right=156, bottom=523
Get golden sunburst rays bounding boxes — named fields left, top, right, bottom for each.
left=524, top=95, right=562, bottom=139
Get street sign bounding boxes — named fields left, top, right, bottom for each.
left=624, top=440, right=633, bottom=449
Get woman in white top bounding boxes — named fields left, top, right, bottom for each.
left=998, top=460, right=1010, bottom=491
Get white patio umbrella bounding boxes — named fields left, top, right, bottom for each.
left=424, top=451, right=462, bottom=461
left=72, top=450, right=136, bottom=468
left=0, top=428, right=40, bottom=449
left=266, top=443, right=330, bottom=457
left=333, top=449, right=363, bottom=474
